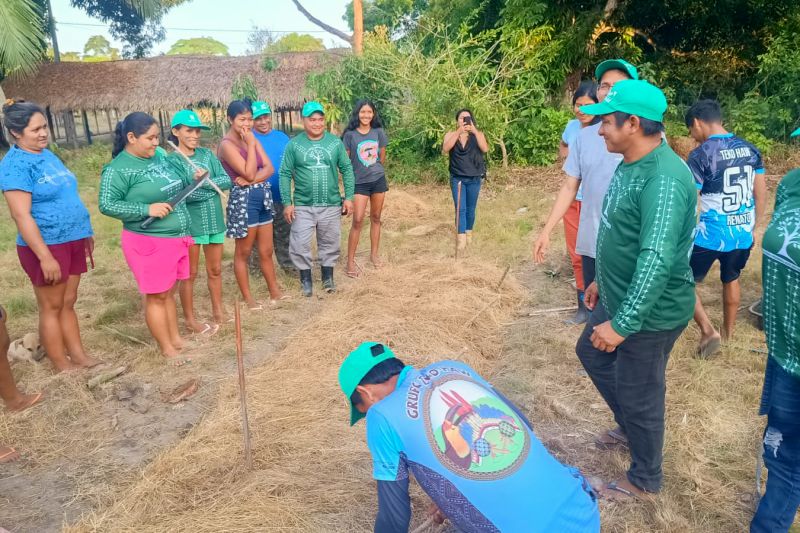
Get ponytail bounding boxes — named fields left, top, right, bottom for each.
left=112, top=112, right=157, bottom=158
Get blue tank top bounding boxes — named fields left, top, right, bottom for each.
left=366, top=360, right=600, bottom=532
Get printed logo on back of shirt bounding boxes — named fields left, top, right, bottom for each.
left=422, top=374, right=530, bottom=480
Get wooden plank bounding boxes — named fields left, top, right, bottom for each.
left=82, top=110, right=93, bottom=145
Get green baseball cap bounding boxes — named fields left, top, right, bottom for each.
left=791, top=127, right=800, bottom=137
left=252, top=101, right=272, bottom=119
left=302, top=101, right=325, bottom=117
left=580, top=79, right=667, bottom=123
left=595, top=59, right=639, bottom=82
left=339, top=342, right=397, bottom=426
left=170, top=109, right=209, bottom=130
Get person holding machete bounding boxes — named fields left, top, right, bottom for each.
left=99, top=112, right=206, bottom=366
left=167, top=109, right=232, bottom=334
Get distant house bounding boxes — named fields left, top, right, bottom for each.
left=1, top=51, right=345, bottom=147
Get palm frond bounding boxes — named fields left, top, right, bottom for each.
left=0, top=0, right=46, bottom=77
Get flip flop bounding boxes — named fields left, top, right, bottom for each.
left=345, top=269, right=361, bottom=279
left=595, top=427, right=628, bottom=450
left=7, top=391, right=44, bottom=414
left=269, top=295, right=291, bottom=307
left=0, top=446, right=20, bottom=464
left=601, top=480, right=651, bottom=502
left=697, top=336, right=722, bottom=359
left=196, top=323, right=220, bottom=337
left=165, top=355, right=192, bottom=367
left=248, top=304, right=264, bottom=311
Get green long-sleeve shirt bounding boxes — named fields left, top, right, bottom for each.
left=167, top=147, right=232, bottom=237
left=596, top=141, right=697, bottom=337
left=99, top=150, right=195, bottom=237
left=278, top=132, right=355, bottom=206
left=762, top=168, right=800, bottom=378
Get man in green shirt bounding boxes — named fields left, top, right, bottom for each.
left=279, top=101, right=355, bottom=296
left=750, top=127, right=800, bottom=532
left=576, top=80, right=697, bottom=500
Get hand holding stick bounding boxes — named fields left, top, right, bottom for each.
left=167, top=140, right=229, bottom=202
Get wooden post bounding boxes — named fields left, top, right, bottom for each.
left=45, top=106, right=57, bottom=142
left=281, top=111, right=287, bottom=133
left=288, top=111, right=293, bottom=133
left=353, top=0, right=364, bottom=55
left=105, top=109, right=113, bottom=133
left=157, top=110, right=165, bottom=141
left=64, top=110, right=78, bottom=149
left=81, top=110, right=92, bottom=145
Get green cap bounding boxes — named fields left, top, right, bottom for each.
left=302, top=101, right=325, bottom=117
left=595, top=59, right=639, bottom=82
left=252, top=101, right=272, bottom=119
left=338, top=342, right=397, bottom=426
left=170, top=109, right=209, bottom=130
left=791, top=127, right=800, bottom=138
left=580, top=79, right=667, bottom=123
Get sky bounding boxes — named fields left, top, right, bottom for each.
left=50, top=0, right=352, bottom=56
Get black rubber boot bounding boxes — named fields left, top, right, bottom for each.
left=321, top=266, right=336, bottom=293
left=299, top=269, right=313, bottom=297
left=565, top=290, right=589, bottom=325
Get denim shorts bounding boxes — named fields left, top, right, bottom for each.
left=247, top=186, right=274, bottom=227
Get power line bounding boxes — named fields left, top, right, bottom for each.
left=55, top=20, right=346, bottom=35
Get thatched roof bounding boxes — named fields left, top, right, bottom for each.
left=1, top=51, right=346, bottom=113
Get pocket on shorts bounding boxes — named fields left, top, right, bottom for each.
left=132, top=237, right=159, bottom=257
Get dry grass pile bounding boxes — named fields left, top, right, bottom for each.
left=68, top=257, right=522, bottom=532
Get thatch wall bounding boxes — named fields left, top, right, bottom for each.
left=1, top=51, right=345, bottom=114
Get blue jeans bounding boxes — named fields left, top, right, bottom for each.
left=751, top=357, right=800, bottom=532
left=450, top=176, right=482, bottom=234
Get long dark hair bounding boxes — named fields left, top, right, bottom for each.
left=343, top=99, right=383, bottom=137
left=2, top=99, right=45, bottom=139
left=112, top=112, right=157, bottom=158
left=227, top=97, right=253, bottom=121
left=455, top=108, right=476, bottom=127
left=573, top=80, right=598, bottom=105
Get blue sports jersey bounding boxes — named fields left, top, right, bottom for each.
left=688, top=133, right=764, bottom=251
left=366, top=360, right=600, bottom=533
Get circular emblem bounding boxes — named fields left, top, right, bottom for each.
left=423, top=374, right=530, bottom=480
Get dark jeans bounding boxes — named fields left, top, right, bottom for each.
left=272, top=203, right=294, bottom=270
left=751, top=357, right=800, bottom=532
left=450, top=176, right=482, bottom=234
left=576, top=304, right=685, bottom=492
left=581, top=255, right=596, bottom=289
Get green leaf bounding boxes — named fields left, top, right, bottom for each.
left=0, top=0, right=46, bottom=76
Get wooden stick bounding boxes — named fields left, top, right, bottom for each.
left=87, top=366, right=127, bottom=389
left=496, top=265, right=510, bottom=292
left=167, top=140, right=229, bottom=201
left=455, top=180, right=462, bottom=260
left=466, top=296, right=501, bottom=326
left=409, top=516, right=436, bottom=533
left=101, top=325, right=150, bottom=347
left=234, top=299, right=253, bottom=469
left=525, top=305, right=578, bottom=316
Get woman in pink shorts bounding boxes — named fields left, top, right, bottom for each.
left=99, top=112, right=203, bottom=365
left=0, top=99, right=99, bottom=372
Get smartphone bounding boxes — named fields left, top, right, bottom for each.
left=463, top=116, right=473, bottom=125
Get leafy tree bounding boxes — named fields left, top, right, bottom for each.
left=246, top=25, right=274, bottom=55
left=167, top=37, right=230, bottom=56
left=264, top=33, right=325, bottom=54
left=61, top=51, right=82, bottom=61
left=83, top=34, right=110, bottom=56
left=343, top=0, right=427, bottom=34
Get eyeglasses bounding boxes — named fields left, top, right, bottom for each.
left=599, top=83, right=613, bottom=91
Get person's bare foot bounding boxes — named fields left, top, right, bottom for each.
left=163, top=353, right=191, bottom=367
left=213, top=312, right=228, bottom=324
left=5, top=391, right=44, bottom=413
left=69, top=353, right=104, bottom=369
left=53, top=360, right=82, bottom=373
left=345, top=262, right=361, bottom=278
left=245, top=299, right=263, bottom=311
left=0, top=446, right=20, bottom=463
left=370, top=256, right=384, bottom=269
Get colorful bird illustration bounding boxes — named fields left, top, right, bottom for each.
left=439, top=389, right=521, bottom=469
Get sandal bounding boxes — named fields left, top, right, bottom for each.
left=269, top=295, right=291, bottom=307
left=164, top=355, right=192, bottom=367
left=345, top=262, right=362, bottom=278
left=7, top=391, right=45, bottom=414
left=0, top=446, right=20, bottom=464
left=601, top=480, right=651, bottom=502
left=196, top=323, right=220, bottom=337
left=595, top=426, right=628, bottom=450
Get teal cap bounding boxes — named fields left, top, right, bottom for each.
left=580, top=79, right=667, bottom=123
left=170, top=109, right=209, bottom=130
left=338, top=342, right=397, bottom=426
left=302, top=101, right=325, bottom=117
left=595, top=59, right=639, bottom=82
left=252, top=101, right=272, bottom=119
left=791, top=127, right=800, bottom=138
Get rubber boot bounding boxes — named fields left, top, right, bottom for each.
left=565, top=290, right=589, bottom=325
left=457, top=234, right=467, bottom=251
left=299, top=269, right=313, bottom=297
left=321, top=266, right=336, bottom=293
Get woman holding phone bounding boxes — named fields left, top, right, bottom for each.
left=442, top=109, right=488, bottom=251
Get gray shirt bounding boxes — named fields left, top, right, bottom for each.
left=343, top=127, right=388, bottom=184
left=563, top=122, right=623, bottom=258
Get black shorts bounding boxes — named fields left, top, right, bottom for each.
left=354, top=175, right=388, bottom=196
left=690, top=245, right=752, bottom=283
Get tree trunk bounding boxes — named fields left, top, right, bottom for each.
left=353, top=0, right=364, bottom=55
left=499, top=138, right=508, bottom=168
left=289, top=0, right=353, bottom=44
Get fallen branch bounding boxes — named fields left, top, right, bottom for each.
left=466, top=296, right=501, bottom=326
left=524, top=305, right=578, bottom=317
left=101, top=326, right=150, bottom=347
left=495, top=265, right=510, bottom=292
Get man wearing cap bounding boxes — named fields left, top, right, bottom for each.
left=575, top=80, right=697, bottom=500
left=533, top=59, right=638, bottom=322
left=750, top=126, right=800, bottom=533
left=279, top=101, right=355, bottom=296
left=252, top=101, right=294, bottom=272
left=339, top=342, right=600, bottom=532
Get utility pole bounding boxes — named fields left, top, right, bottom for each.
left=47, top=0, right=61, bottom=62
left=353, top=0, right=363, bottom=55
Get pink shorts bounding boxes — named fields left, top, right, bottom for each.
left=121, top=230, right=193, bottom=294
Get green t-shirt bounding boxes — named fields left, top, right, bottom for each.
left=278, top=132, right=355, bottom=207
left=167, top=147, right=232, bottom=237
left=596, top=141, right=697, bottom=337
left=762, top=168, right=800, bottom=378
left=99, top=150, right=192, bottom=237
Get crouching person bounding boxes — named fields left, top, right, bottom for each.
left=339, top=342, right=600, bottom=533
